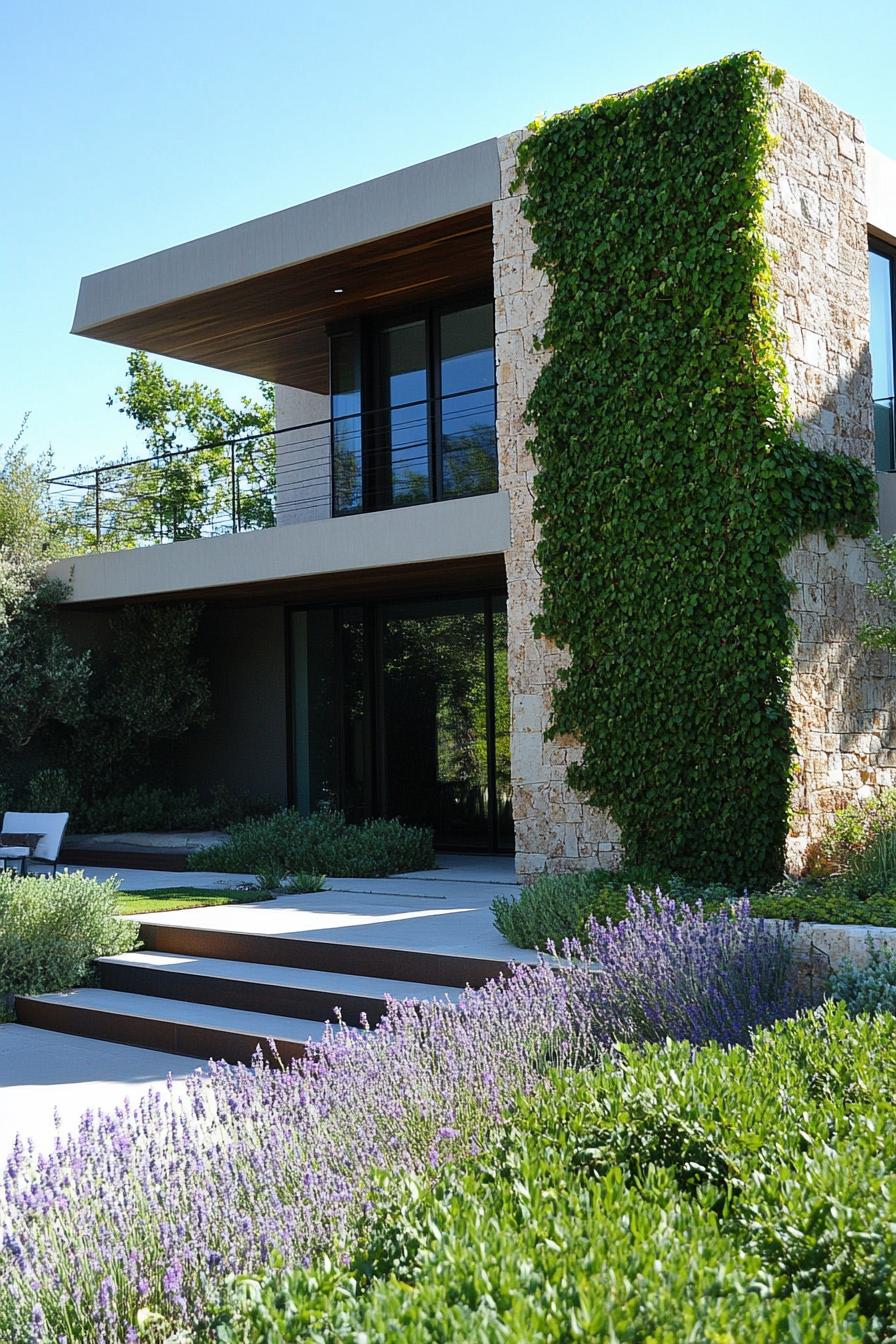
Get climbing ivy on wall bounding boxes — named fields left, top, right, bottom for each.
left=516, top=52, right=877, bottom=886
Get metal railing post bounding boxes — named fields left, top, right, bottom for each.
left=230, top=441, right=238, bottom=532
left=94, top=469, right=101, bottom=549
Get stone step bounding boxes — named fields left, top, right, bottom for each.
left=137, top=919, right=512, bottom=988
left=14, top=988, right=332, bottom=1065
left=96, top=950, right=463, bottom=1027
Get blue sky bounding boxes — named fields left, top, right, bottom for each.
left=3, top=0, right=895, bottom=474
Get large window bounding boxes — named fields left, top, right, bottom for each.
left=330, top=299, right=497, bottom=515
left=870, top=241, right=896, bottom=472
left=290, top=594, right=512, bottom=851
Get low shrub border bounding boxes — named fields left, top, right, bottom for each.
left=493, top=869, right=896, bottom=951
left=189, top=809, right=435, bottom=879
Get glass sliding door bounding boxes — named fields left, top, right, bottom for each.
left=438, top=303, right=498, bottom=499
left=380, top=597, right=490, bottom=848
left=290, top=606, right=370, bottom=818
left=490, top=597, right=513, bottom=850
left=290, top=593, right=512, bottom=850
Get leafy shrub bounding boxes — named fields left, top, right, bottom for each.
left=751, top=876, right=896, bottom=927
left=0, top=772, right=276, bottom=835
left=215, top=1003, right=891, bottom=1343
left=22, top=765, right=77, bottom=815
left=0, top=870, right=137, bottom=999
left=190, top=809, right=435, bottom=878
left=812, top=788, right=896, bottom=876
left=74, top=782, right=276, bottom=834
left=492, top=869, right=630, bottom=947
left=493, top=866, right=739, bottom=949
left=843, top=824, right=896, bottom=896
left=829, top=942, right=896, bottom=1017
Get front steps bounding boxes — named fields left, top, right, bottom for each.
left=15, top=916, right=509, bottom=1065
left=15, top=988, right=330, bottom=1066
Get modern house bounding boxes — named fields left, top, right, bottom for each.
left=51, top=61, right=896, bottom=877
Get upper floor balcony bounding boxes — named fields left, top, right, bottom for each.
left=46, top=377, right=497, bottom=551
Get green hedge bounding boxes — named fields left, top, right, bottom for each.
left=516, top=53, right=876, bottom=886
left=214, top=1003, right=892, bottom=1341
left=189, top=809, right=435, bottom=879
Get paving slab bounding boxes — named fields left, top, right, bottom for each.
left=60, top=865, right=257, bottom=891
left=101, top=950, right=465, bottom=1003
left=0, top=1022, right=203, bottom=1159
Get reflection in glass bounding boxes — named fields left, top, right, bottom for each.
left=382, top=598, right=489, bottom=847
left=291, top=595, right=513, bottom=851
left=440, top=304, right=497, bottom=498
left=382, top=320, right=431, bottom=507
left=331, top=331, right=363, bottom=514
left=292, top=607, right=368, bottom=818
left=870, top=249, right=895, bottom=472
left=491, top=597, right=513, bottom=850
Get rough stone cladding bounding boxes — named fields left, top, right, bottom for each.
left=494, top=79, right=894, bottom=881
left=767, top=77, right=896, bottom=869
left=493, top=130, right=622, bottom=879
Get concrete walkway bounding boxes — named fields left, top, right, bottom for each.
left=0, top=1025, right=201, bottom=1158
left=0, top=856, right=529, bottom=1158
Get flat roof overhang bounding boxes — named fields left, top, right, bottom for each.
left=47, top=491, right=510, bottom=609
left=71, top=139, right=501, bottom=392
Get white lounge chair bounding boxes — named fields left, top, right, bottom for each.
left=0, top=812, right=69, bottom=876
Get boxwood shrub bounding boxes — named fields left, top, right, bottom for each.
left=189, top=809, right=435, bottom=879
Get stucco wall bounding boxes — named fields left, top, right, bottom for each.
left=275, top=384, right=331, bottom=525
left=767, top=77, right=896, bottom=869
left=496, top=78, right=894, bottom=880
left=166, top=604, right=289, bottom=804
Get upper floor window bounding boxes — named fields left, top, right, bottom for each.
left=330, top=298, right=497, bottom=515
left=870, top=240, right=896, bottom=472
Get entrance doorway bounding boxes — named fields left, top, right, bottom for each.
left=289, top=594, right=512, bottom=851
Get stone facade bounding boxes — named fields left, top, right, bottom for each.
left=493, top=131, right=621, bottom=879
left=767, top=78, right=896, bottom=869
left=495, top=80, right=895, bottom=881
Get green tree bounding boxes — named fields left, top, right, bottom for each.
left=87, top=351, right=277, bottom=546
left=0, top=420, right=90, bottom=751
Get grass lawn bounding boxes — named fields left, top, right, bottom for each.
left=116, top=887, right=269, bottom=916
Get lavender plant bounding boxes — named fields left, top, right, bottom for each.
left=0, top=895, right=799, bottom=1342
left=564, top=891, right=803, bottom=1048
left=1, top=965, right=576, bottom=1343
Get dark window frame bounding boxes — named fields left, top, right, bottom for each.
left=870, top=236, right=896, bottom=473
left=285, top=589, right=511, bottom=852
left=328, top=292, right=496, bottom=516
